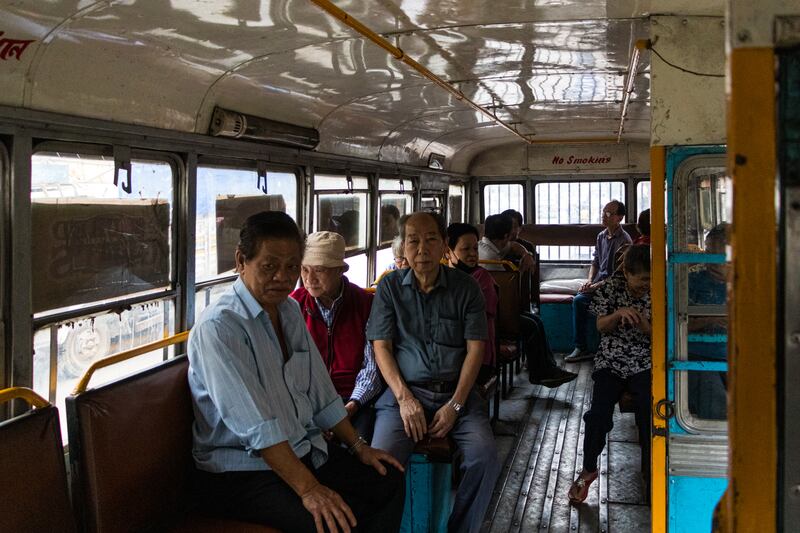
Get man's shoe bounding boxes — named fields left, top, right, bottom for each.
left=534, top=368, right=577, bottom=388
left=565, top=348, right=594, bottom=363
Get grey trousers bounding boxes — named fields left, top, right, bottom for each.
left=371, top=386, right=501, bottom=533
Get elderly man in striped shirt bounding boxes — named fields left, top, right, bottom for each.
left=292, top=231, right=384, bottom=441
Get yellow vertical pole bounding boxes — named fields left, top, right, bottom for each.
left=650, top=145, right=667, bottom=533
left=723, top=47, right=777, bottom=532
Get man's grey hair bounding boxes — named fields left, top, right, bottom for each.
left=399, top=211, right=447, bottom=240
left=391, top=235, right=404, bottom=257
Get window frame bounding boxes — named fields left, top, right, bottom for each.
left=480, top=180, right=527, bottom=222
left=312, top=172, right=372, bottom=259
left=30, top=142, right=184, bottom=410
left=194, top=158, right=301, bottom=285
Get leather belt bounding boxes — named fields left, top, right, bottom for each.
left=408, top=380, right=458, bottom=394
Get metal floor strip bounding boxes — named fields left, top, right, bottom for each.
left=569, top=363, right=595, bottom=532
left=538, top=372, right=581, bottom=530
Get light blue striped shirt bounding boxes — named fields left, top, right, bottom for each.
left=315, top=295, right=382, bottom=406
left=188, top=278, right=347, bottom=473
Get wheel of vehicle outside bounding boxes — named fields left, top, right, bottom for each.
left=60, top=321, right=112, bottom=379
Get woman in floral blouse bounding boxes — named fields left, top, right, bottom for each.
left=568, top=244, right=651, bottom=505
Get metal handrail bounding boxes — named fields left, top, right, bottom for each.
left=72, top=331, right=189, bottom=394
left=0, top=387, right=49, bottom=409
left=477, top=259, right=519, bottom=272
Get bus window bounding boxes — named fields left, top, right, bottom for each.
left=196, top=165, right=298, bottom=282
left=314, top=174, right=370, bottom=287
left=534, top=180, right=625, bottom=260
left=30, top=152, right=178, bottom=442
left=636, top=180, right=651, bottom=215
left=376, top=178, right=413, bottom=274
left=448, top=183, right=465, bottom=224
left=684, top=169, right=730, bottom=251
left=483, top=183, right=524, bottom=217
left=421, top=193, right=446, bottom=215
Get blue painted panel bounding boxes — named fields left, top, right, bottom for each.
left=668, top=476, right=727, bottom=533
left=400, top=454, right=452, bottom=533
left=670, top=360, right=728, bottom=372
left=540, top=302, right=599, bottom=353
left=670, top=253, right=727, bottom=264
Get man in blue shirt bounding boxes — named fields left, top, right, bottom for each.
left=368, top=212, right=500, bottom=533
left=189, top=211, right=404, bottom=533
left=566, top=200, right=632, bottom=362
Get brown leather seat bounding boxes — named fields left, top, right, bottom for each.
left=413, top=436, right=455, bottom=464
left=66, top=356, right=278, bottom=533
left=0, top=404, right=76, bottom=532
left=539, top=293, right=575, bottom=305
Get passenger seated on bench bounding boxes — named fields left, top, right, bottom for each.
left=478, top=213, right=535, bottom=274
left=367, top=212, right=500, bottom=533
left=633, top=209, right=651, bottom=245
left=445, top=222, right=498, bottom=385
left=500, top=208, right=535, bottom=255
left=479, top=214, right=577, bottom=388
left=568, top=245, right=651, bottom=505
left=189, top=211, right=404, bottom=533
left=565, top=200, right=633, bottom=363
left=687, top=223, right=729, bottom=420
left=291, top=231, right=384, bottom=442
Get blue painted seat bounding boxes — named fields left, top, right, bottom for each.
left=400, top=437, right=455, bottom=533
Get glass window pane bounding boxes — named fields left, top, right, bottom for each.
left=534, top=181, right=624, bottom=261
left=344, top=253, right=368, bottom=287
left=687, top=370, right=728, bottom=421
left=31, top=154, right=173, bottom=313
left=483, top=184, right=524, bottom=217
left=196, top=166, right=297, bottom=282
left=448, top=184, right=465, bottom=223
left=379, top=178, right=411, bottom=191
left=684, top=168, right=730, bottom=251
left=33, top=298, right=175, bottom=443
left=316, top=193, right=368, bottom=250
left=421, top=195, right=445, bottom=214
left=375, top=246, right=396, bottom=275
left=315, top=174, right=369, bottom=190
left=636, top=181, right=651, bottom=215
left=379, top=194, right=412, bottom=245
left=195, top=281, right=235, bottom=323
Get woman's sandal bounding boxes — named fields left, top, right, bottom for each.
left=568, top=469, right=599, bottom=505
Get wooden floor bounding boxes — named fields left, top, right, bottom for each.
left=483, top=358, right=651, bottom=533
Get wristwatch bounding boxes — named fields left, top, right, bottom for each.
left=447, top=398, right=463, bottom=415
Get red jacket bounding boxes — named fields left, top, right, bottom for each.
left=290, top=277, right=373, bottom=399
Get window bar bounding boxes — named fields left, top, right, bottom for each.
left=48, top=324, right=58, bottom=404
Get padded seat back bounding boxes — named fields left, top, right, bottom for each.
left=489, top=270, right=521, bottom=337
left=0, top=404, right=76, bottom=532
left=67, top=356, right=194, bottom=533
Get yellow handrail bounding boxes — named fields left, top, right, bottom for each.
left=0, top=387, right=49, bottom=409
left=73, top=331, right=189, bottom=395
left=477, top=259, right=519, bottom=272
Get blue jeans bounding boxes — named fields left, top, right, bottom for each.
left=572, top=292, right=596, bottom=350
left=371, top=386, right=500, bottom=533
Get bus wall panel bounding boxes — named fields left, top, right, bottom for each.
left=730, top=0, right=800, bottom=49
left=650, top=15, right=726, bottom=146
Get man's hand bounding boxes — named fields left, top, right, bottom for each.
left=428, top=402, right=458, bottom=438
left=300, top=483, right=357, bottom=533
left=398, top=395, right=427, bottom=442
left=354, top=445, right=405, bottom=476
left=344, top=401, right=359, bottom=418
left=579, top=281, right=594, bottom=293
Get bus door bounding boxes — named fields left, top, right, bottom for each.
left=664, top=146, right=729, bottom=532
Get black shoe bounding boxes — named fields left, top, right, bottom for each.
left=532, top=368, right=577, bottom=388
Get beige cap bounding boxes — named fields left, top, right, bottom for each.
left=303, top=231, right=349, bottom=269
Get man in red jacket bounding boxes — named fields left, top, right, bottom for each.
left=291, top=231, right=383, bottom=441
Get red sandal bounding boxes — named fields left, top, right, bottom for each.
left=568, top=469, right=599, bottom=505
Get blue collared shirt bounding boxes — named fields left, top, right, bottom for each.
left=592, top=227, right=632, bottom=282
left=366, top=265, right=487, bottom=382
left=315, top=293, right=382, bottom=406
left=188, top=278, right=347, bottom=473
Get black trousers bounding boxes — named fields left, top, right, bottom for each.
left=582, top=368, right=651, bottom=475
left=194, top=445, right=405, bottom=533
